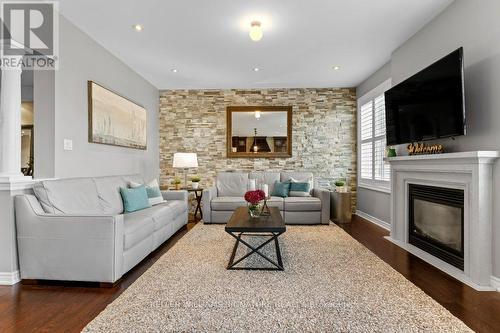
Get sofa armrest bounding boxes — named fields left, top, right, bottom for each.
left=15, top=195, right=124, bottom=283
left=202, top=186, right=217, bottom=223
left=313, top=188, right=331, bottom=225
left=162, top=190, right=188, bottom=201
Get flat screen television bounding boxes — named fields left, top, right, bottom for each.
left=385, top=48, right=466, bottom=145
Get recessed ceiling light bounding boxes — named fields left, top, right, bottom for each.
left=133, top=24, right=143, bottom=32
left=249, top=21, right=263, bottom=42
left=171, top=69, right=178, bottom=73
left=253, top=67, right=260, bottom=72
left=333, top=66, right=341, bottom=71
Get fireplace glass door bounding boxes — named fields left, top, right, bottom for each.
left=409, top=184, right=464, bottom=270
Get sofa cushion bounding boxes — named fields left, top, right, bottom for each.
left=211, top=197, right=247, bottom=211
left=123, top=209, right=155, bottom=250
left=284, top=197, right=321, bottom=211
left=32, top=178, right=103, bottom=214
left=152, top=200, right=188, bottom=231
left=163, top=200, right=188, bottom=216
left=216, top=172, right=249, bottom=197
left=249, top=172, right=281, bottom=194
left=146, top=203, right=174, bottom=231
left=281, top=172, right=314, bottom=194
left=93, top=176, right=127, bottom=215
left=267, top=196, right=284, bottom=210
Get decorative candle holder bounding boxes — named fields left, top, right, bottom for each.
left=260, top=196, right=271, bottom=216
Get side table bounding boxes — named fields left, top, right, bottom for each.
left=330, top=191, right=352, bottom=224
left=185, top=188, right=203, bottom=220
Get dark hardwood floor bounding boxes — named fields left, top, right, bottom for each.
left=337, top=215, right=500, bottom=333
left=0, top=215, right=499, bottom=332
left=0, top=221, right=197, bottom=333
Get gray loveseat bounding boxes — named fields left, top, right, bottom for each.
left=15, top=174, right=188, bottom=284
left=202, top=172, right=330, bottom=224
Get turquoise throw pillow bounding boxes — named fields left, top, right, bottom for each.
left=146, top=185, right=162, bottom=198
left=272, top=181, right=291, bottom=198
left=289, top=182, right=311, bottom=197
left=120, top=186, right=151, bottom=213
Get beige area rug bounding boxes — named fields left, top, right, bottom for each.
left=83, top=224, right=472, bottom=332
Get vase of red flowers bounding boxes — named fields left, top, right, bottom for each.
left=244, top=189, right=266, bottom=218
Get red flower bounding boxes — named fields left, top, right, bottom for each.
left=244, top=190, right=265, bottom=204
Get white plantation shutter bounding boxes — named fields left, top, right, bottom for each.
left=358, top=88, right=391, bottom=187
left=360, top=102, right=373, bottom=141
left=374, top=95, right=386, bottom=137
left=374, top=138, right=389, bottom=180
left=361, top=142, right=373, bottom=179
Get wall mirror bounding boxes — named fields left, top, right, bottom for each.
left=227, top=106, right=292, bottom=158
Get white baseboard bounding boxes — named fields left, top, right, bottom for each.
left=0, top=270, right=20, bottom=285
left=355, top=210, right=390, bottom=231
left=491, top=275, right=500, bottom=292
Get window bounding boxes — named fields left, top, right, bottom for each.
left=358, top=80, right=391, bottom=192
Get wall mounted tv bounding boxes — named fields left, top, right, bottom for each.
left=385, top=47, right=466, bottom=146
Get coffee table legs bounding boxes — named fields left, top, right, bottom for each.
left=226, top=232, right=284, bottom=271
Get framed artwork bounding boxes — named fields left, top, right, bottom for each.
left=88, top=81, right=147, bottom=150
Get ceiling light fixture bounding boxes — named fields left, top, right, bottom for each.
left=171, top=69, right=178, bottom=73
left=254, top=111, right=261, bottom=119
left=133, top=24, right=143, bottom=32
left=333, top=66, right=341, bottom=70
left=249, top=21, right=263, bottom=42
left=253, top=67, right=260, bottom=72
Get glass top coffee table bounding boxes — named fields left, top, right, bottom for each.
left=225, top=207, right=286, bottom=271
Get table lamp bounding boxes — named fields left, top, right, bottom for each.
left=172, top=153, right=198, bottom=189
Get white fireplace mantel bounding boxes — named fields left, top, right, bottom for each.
left=386, top=151, right=499, bottom=291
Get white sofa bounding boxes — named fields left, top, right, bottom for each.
left=14, top=175, right=188, bottom=284
left=202, top=171, right=330, bottom=224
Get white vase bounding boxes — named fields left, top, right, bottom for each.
left=192, top=182, right=199, bottom=189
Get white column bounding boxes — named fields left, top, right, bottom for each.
left=0, top=58, right=23, bottom=180
left=0, top=57, right=34, bottom=285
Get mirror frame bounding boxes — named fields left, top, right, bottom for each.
left=226, top=106, right=292, bottom=158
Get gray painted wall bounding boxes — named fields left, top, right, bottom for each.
left=38, top=16, right=160, bottom=180
left=356, top=62, right=391, bottom=97
left=356, top=0, right=500, bottom=278
left=34, top=70, right=56, bottom=178
left=390, top=0, right=500, bottom=278
left=356, top=62, right=392, bottom=223
left=357, top=187, right=390, bottom=224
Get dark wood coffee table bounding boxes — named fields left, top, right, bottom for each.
left=225, top=207, right=286, bottom=271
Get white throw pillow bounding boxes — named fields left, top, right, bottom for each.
left=129, top=180, right=142, bottom=188
left=146, top=179, right=160, bottom=190
left=148, top=196, right=165, bottom=206
left=129, top=179, right=165, bottom=206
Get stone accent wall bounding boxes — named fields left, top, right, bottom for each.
left=159, top=88, right=357, bottom=210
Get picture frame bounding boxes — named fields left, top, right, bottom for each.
left=88, top=81, right=147, bottom=150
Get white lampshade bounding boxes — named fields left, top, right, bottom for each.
left=173, top=153, right=198, bottom=168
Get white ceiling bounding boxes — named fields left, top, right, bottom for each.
left=59, top=0, right=454, bottom=90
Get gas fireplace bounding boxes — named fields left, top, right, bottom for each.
left=408, top=184, right=464, bottom=270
